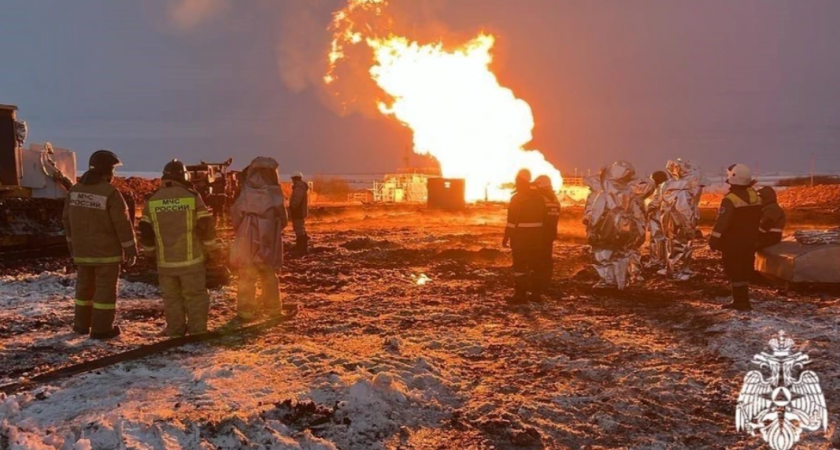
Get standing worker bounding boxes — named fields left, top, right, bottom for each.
left=230, top=157, right=288, bottom=320
left=757, top=186, right=786, bottom=249
left=534, top=175, right=560, bottom=301
left=62, top=150, right=137, bottom=339
left=289, top=172, right=310, bottom=256
left=709, top=164, right=762, bottom=311
left=503, top=169, right=546, bottom=304
left=140, top=160, right=215, bottom=337
left=645, top=170, right=669, bottom=268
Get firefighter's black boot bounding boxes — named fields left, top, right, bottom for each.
left=301, top=234, right=310, bottom=255
left=722, top=285, right=752, bottom=311
left=506, top=283, right=528, bottom=305
left=292, top=236, right=302, bottom=257
left=528, top=287, right=544, bottom=303
left=90, top=325, right=122, bottom=340
left=505, top=293, right=527, bottom=305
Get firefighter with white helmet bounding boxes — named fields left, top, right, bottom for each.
left=289, top=171, right=310, bottom=256
left=709, top=163, right=762, bottom=311
left=62, top=150, right=137, bottom=339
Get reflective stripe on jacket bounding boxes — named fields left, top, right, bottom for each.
left=540, top=189, right=561, bottom=242
left=709, top=187, right=762, bottom=252
left=505, top=188, right=546, bottom=249
left=140, top=180, right=215, bottom=275
left=62, top=178, right=135, bottom=265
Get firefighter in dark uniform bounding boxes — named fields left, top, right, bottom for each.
left=534, top=175, right=560, bottom=301
left=757, top=186, right=786, bottom=249
left=709, top=164, right=762, bottom=311
left=503, top=169, right=546, bottom=304
left=62, top=150, right=137, bottom=339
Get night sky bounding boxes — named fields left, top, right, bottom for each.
left=3, top=0, right=839, bottom=177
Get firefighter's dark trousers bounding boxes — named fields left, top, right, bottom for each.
left=74, top=264, right=120, bottom=334
left=722, top=248, right=755, bottom=304
left=512, top=245, right=542, bottom=297
left=158, top=270, right=210, bottom=337
left=238, top=264, right=281, bottom=319
left=534, top=241, right=554, bottom=293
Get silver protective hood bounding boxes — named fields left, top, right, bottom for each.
left=583, top=161, right=648, bottom=289
left=658, top=159, right=706, bottom=280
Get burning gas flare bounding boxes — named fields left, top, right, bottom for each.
left=327, top=0, right=562, bottom=201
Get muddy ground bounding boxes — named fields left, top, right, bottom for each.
left=1, top=204, right=840, bottom=449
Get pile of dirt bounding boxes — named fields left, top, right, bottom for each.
left=701, top=184, right=840, bottom=211
left=777, top=184, right=840, bottom=210
left=112, top=177, right=159, bottom=207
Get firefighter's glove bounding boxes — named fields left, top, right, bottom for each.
left=204, top=240, right=222, bottom=261
left=502, top=236, right=510, bottom=248
left=124, top=245, right=138, bottom=268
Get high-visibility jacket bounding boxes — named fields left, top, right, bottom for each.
left=709, top=187, right=762, bottom=252
left=505, top=187, right=546, bottom=250
left=62, top=174, right=136, bottom=265
left=140, top=180, right=216, bottom=275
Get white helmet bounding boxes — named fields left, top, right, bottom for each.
left=726, top=163, right=753, bottom=186
left=291, top=171, right=304, bottom=179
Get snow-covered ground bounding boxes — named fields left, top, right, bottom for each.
left=2, top=207, right=839, bottom=449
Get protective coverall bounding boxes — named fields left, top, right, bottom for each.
left=505, top=184, right=546, bottom=302
left=645, top=171, right=669, bottom=268
left=62, top=171, right=136, bottom=336
left=658, top=159, right=705, bottom=280
left=140, top=179, right=215, bottom=337
left=710, top=186, right=762, bottom=310
left=536, top=185, right=561, bottom=296
left=230, top=157, right=288, bottom=320
left=757, top=186, right=786, bottom=249
left=583, top=161, right=647, bottom=289
left=289, top=178, right=309, bottom=254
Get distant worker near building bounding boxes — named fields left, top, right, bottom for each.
left=534, top=175, right=560, bottom=301
left=502, top=169, right=546, bottom=304
left=709, top=164, right=762, bottom=311
left=62, top=150, right=137, bottom=339
left=757, top=186, right=786, bottom=249
left=230, top=157, right=288, bottom=321
left=645, top=170, right=669, bottom=268
left=289, top=172, right=310, bottom=256
left=140, top=160, right=216, bottom=337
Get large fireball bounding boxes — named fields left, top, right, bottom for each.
left=327, top=0, right=563, bottom=201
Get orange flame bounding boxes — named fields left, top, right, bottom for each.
left=327, top=0, right=562, bottom=202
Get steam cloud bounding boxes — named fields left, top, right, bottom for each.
left=168, top=0, right=230, bottom=31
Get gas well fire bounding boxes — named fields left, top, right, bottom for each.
left=325, top=0, right=563, bottom=202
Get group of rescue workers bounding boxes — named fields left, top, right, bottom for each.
left=63, top=151, right=309, bottom=339
left=504, top=162, right=786, bottom=312
left=63, top=149, right=784, bottom=340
